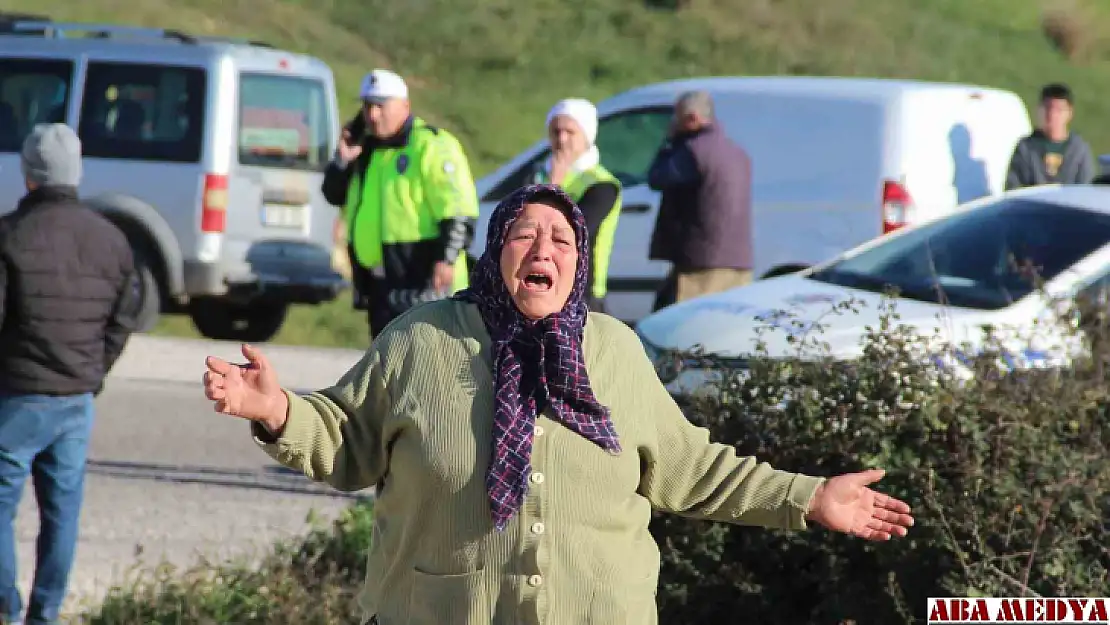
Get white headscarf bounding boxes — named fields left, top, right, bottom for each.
left=544, top=98, right=600, bottom=175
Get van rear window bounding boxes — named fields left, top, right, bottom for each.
left=238, top=73, right=331, bottom=171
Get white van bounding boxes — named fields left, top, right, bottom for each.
left=471, top=76, right=1033, bottom=324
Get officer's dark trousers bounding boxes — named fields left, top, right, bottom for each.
left=363, top=280, right=397, bottom=340
left=587, top=295, right=608, bottom=314
left=348, top=246, right=398, bottom=340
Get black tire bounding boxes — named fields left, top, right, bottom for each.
left=188, top=299, right=289, bottom=343
left=132, top=252, right=161, bottom=333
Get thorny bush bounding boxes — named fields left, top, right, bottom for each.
left=650, top=289, right=1110, bottom=624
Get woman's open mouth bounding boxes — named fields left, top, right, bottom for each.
left=522, top=272, right=554, bottom=292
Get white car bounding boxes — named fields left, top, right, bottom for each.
left=634, top=184, right=1110, bottom=396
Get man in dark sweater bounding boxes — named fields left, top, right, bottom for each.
left=647, top=90, right=754, bottom=311
left=0, top=124, right=138, bottom=625
left=1005, top=83, right=1095, bottom=190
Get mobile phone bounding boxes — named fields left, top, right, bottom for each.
left=344, top=112, right=366, bottom=145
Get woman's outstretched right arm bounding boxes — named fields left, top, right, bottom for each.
left=252, top=347, right=391, bottom=493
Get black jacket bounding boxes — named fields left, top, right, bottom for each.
left=647, top=124, right=753, bottom=270
left=0, top=186, right=138, bottom=395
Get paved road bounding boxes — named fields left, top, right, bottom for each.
left=10, top=335, right=368, bottom=617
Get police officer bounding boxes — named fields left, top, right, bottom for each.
left=531, top=98, right=622, bottom=312
left=322, top=69, right=479, bottom=337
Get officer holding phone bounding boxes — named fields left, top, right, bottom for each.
left=322, top=69, right=479, bottom=338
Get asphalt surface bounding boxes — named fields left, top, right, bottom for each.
left=10, top=335, right=369, bottom=617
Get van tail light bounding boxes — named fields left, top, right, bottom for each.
left=881, top=180, right=913, bottom=234
left=201, top=174, right=229, bottom=233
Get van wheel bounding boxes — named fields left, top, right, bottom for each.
left=189, top=299, right=289, bottom=343
left=132, top=252, right=161, bottom=333
left=760, top=264, right=810, bottom=279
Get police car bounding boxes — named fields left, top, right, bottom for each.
left=634, top=184, right=1110, bottom=396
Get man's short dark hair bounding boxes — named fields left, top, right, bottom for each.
left=1040, top=83, right=1073, bottom=104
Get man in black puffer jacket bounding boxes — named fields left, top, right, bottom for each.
left=0, top=123, right=138, bottom=625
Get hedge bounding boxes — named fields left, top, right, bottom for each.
left=651, top=292, right=1110, bottom=623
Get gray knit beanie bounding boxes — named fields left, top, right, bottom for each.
left=20, top=123, right=82, bottom=188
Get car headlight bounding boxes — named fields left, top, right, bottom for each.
left=635, top=329, right=752, bottom=384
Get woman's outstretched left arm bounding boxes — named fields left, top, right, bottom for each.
left=617, top=327, right=911, bottom=538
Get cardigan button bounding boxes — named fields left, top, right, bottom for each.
left=530, top=471, right=545, bottom=485
left=534, top=425, right=545, bottom=436
left=528, top=574, right=543, bottom=587
left=531, top=522, right=545, bottom=535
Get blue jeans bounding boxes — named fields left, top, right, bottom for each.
left=0, top=393, right=94, bottom=625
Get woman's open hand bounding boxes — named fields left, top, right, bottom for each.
left=805, top=468, right=914, bottom=541
left=203, top=343, right=288, bottom=433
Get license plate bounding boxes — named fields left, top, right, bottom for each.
left=261, top=204, right=307, bottom=228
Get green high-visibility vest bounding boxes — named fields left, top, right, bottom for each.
left=537, top=164, right=623, bottom=299
left=344, top=117, right=477, bottom=293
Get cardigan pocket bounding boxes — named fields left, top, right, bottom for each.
left=405, top=567, right=491, bottom=625
left=586, top=572, right=659, bottom=625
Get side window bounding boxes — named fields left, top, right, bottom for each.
left=0, top=58, right=73, bottom=153
left=483, top=151, right=546, bottom=202
left=481, top=106, right=674, bottom=203
left=78, top=61, right=206, bottom=163
left=238, top=73, right=332, bottom=172
left=595, top=107, right=673, bottom=187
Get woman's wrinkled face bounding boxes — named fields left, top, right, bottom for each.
left=500, top=200, right=578, bottom=320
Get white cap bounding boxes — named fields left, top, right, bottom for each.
left=546, top=98, right=598, bottom=145
left=359, top=69, right=409, bottom=102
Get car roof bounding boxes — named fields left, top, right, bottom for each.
left=606, top=75, right=1014, bottom=106
left=998, top=184, right=1110, bottom=215
left=0, top=18, right=329, bottom=72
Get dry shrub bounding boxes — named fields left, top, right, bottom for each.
left=77, top=501, right=376, bottom=624
left=1041, top=1, right=1096, bottom=62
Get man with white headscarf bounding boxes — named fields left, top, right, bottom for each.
left=531, top=98, right=622, bottom=312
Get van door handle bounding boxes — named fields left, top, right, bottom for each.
left=622, top=203, right=651, bottom=214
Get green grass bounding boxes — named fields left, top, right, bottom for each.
left=154, top=294, right=371, bottom=350
left=13, top=0, right=1110, bottom=348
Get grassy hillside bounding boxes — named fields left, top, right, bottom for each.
left=9, top=0, right=1110, bottom=348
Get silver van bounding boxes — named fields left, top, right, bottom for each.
left=0, top=15, right=347, bottom=342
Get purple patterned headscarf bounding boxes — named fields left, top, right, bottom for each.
left=452, top=184, right=622, bottom=531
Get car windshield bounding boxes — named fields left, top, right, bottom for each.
left=808, top=197, right=1110, bottom=310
